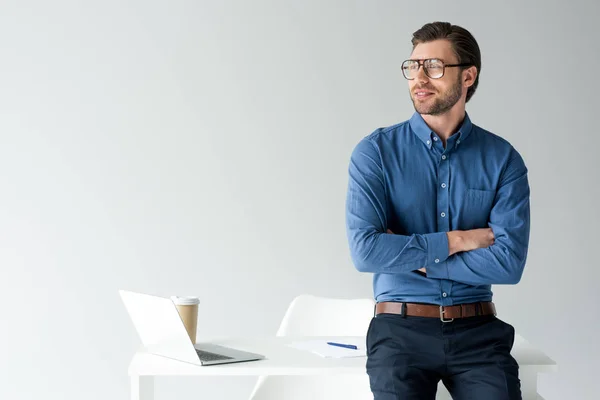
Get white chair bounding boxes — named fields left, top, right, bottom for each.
left=248, top=294, right=376, bottom=400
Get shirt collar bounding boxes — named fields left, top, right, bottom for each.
left=409, top=112, right=474, bottom=148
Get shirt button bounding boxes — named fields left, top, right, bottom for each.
left=442, top=292, right=447, bottom=298
left=441, top=155, right=447, bottom=160
left=433, top=137, right=438, bottom=141
left=441, top=183, right=446, bottom=188
left=434, top=258, right=440, bottom=263
left=457, top=140, right=461, bottom=144
left=441, top=212, right=446, bottom=217
left=427, top=140, right=431, bottom=145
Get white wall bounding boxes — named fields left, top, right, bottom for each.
left=1, top=1, right=598, bottom=399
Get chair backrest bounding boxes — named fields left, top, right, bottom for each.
left=276, top=294, right=375, bottom=337
left=248, top=294, right=375, bottom=400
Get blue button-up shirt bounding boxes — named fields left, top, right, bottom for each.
left=345, top=112, right=530, bottom=306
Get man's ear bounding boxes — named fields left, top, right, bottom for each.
left=463, top=66, right=477, bottom=89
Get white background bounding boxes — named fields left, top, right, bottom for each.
left=1, top=1, right=598, bottom=399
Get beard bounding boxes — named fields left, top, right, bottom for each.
left=411, top=76, right=462, bottom=116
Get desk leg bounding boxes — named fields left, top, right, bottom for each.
left=520, top=371, right=537, bottom=400
left=131, top=375, right=154, bottom=400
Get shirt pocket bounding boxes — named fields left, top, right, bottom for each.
left=462, top=188, right=496, bottom=228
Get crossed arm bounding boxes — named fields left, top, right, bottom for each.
left=386, top=228, right=495, bottom=274
left=345, top=138, right=530, bottom=286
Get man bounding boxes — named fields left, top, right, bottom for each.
left=345, top=21, right=529, bottom=400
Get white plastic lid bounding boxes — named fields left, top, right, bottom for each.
left=170, top=296, right=200, bottom=306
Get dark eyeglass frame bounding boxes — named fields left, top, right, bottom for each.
left=401, top=58, right=473, bottom=80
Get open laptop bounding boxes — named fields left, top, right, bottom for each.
left=119, top=290, right=265, bottom=366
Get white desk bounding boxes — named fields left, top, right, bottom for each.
left=129, top=335, right=556, bottom=400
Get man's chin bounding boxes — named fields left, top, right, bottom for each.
left=413, top=104, right=436, bottom=115
left=412, top=99, right=449, bottom=116
left=411, top=98, right=431, bottom=113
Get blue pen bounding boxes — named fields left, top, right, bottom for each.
left=327, top=341, right=358, bottom=350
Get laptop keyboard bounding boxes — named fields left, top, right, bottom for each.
left=196, top=349, right=234, bottom=362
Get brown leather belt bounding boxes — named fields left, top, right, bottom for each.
left=375, top=301, right=496, bottom=322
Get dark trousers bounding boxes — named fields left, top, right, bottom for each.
left=366, top=312, right=521, bottom=400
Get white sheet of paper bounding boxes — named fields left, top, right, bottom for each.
left=287, top=339, right=367, bottom=358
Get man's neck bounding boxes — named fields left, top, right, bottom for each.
left=421, top=105, right=466, bottom=145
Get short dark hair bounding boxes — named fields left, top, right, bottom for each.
left=411, top=22, right=481, bottom=102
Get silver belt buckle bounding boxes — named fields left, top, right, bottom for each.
left=439, top=306, right=454, bottom=323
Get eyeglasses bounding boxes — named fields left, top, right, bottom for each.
left=401, top=58, right=472, bottom=80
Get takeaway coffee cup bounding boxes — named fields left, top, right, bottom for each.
left=171, top=296, right=200, bottom=344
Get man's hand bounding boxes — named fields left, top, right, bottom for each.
left=447, top=228, right=495, bottom=255
left=387, top=229, right=427, bottom=273
left=387, top=227, right=495, bottom=271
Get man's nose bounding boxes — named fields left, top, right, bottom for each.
left=415, top=64, right=429, bottom=83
